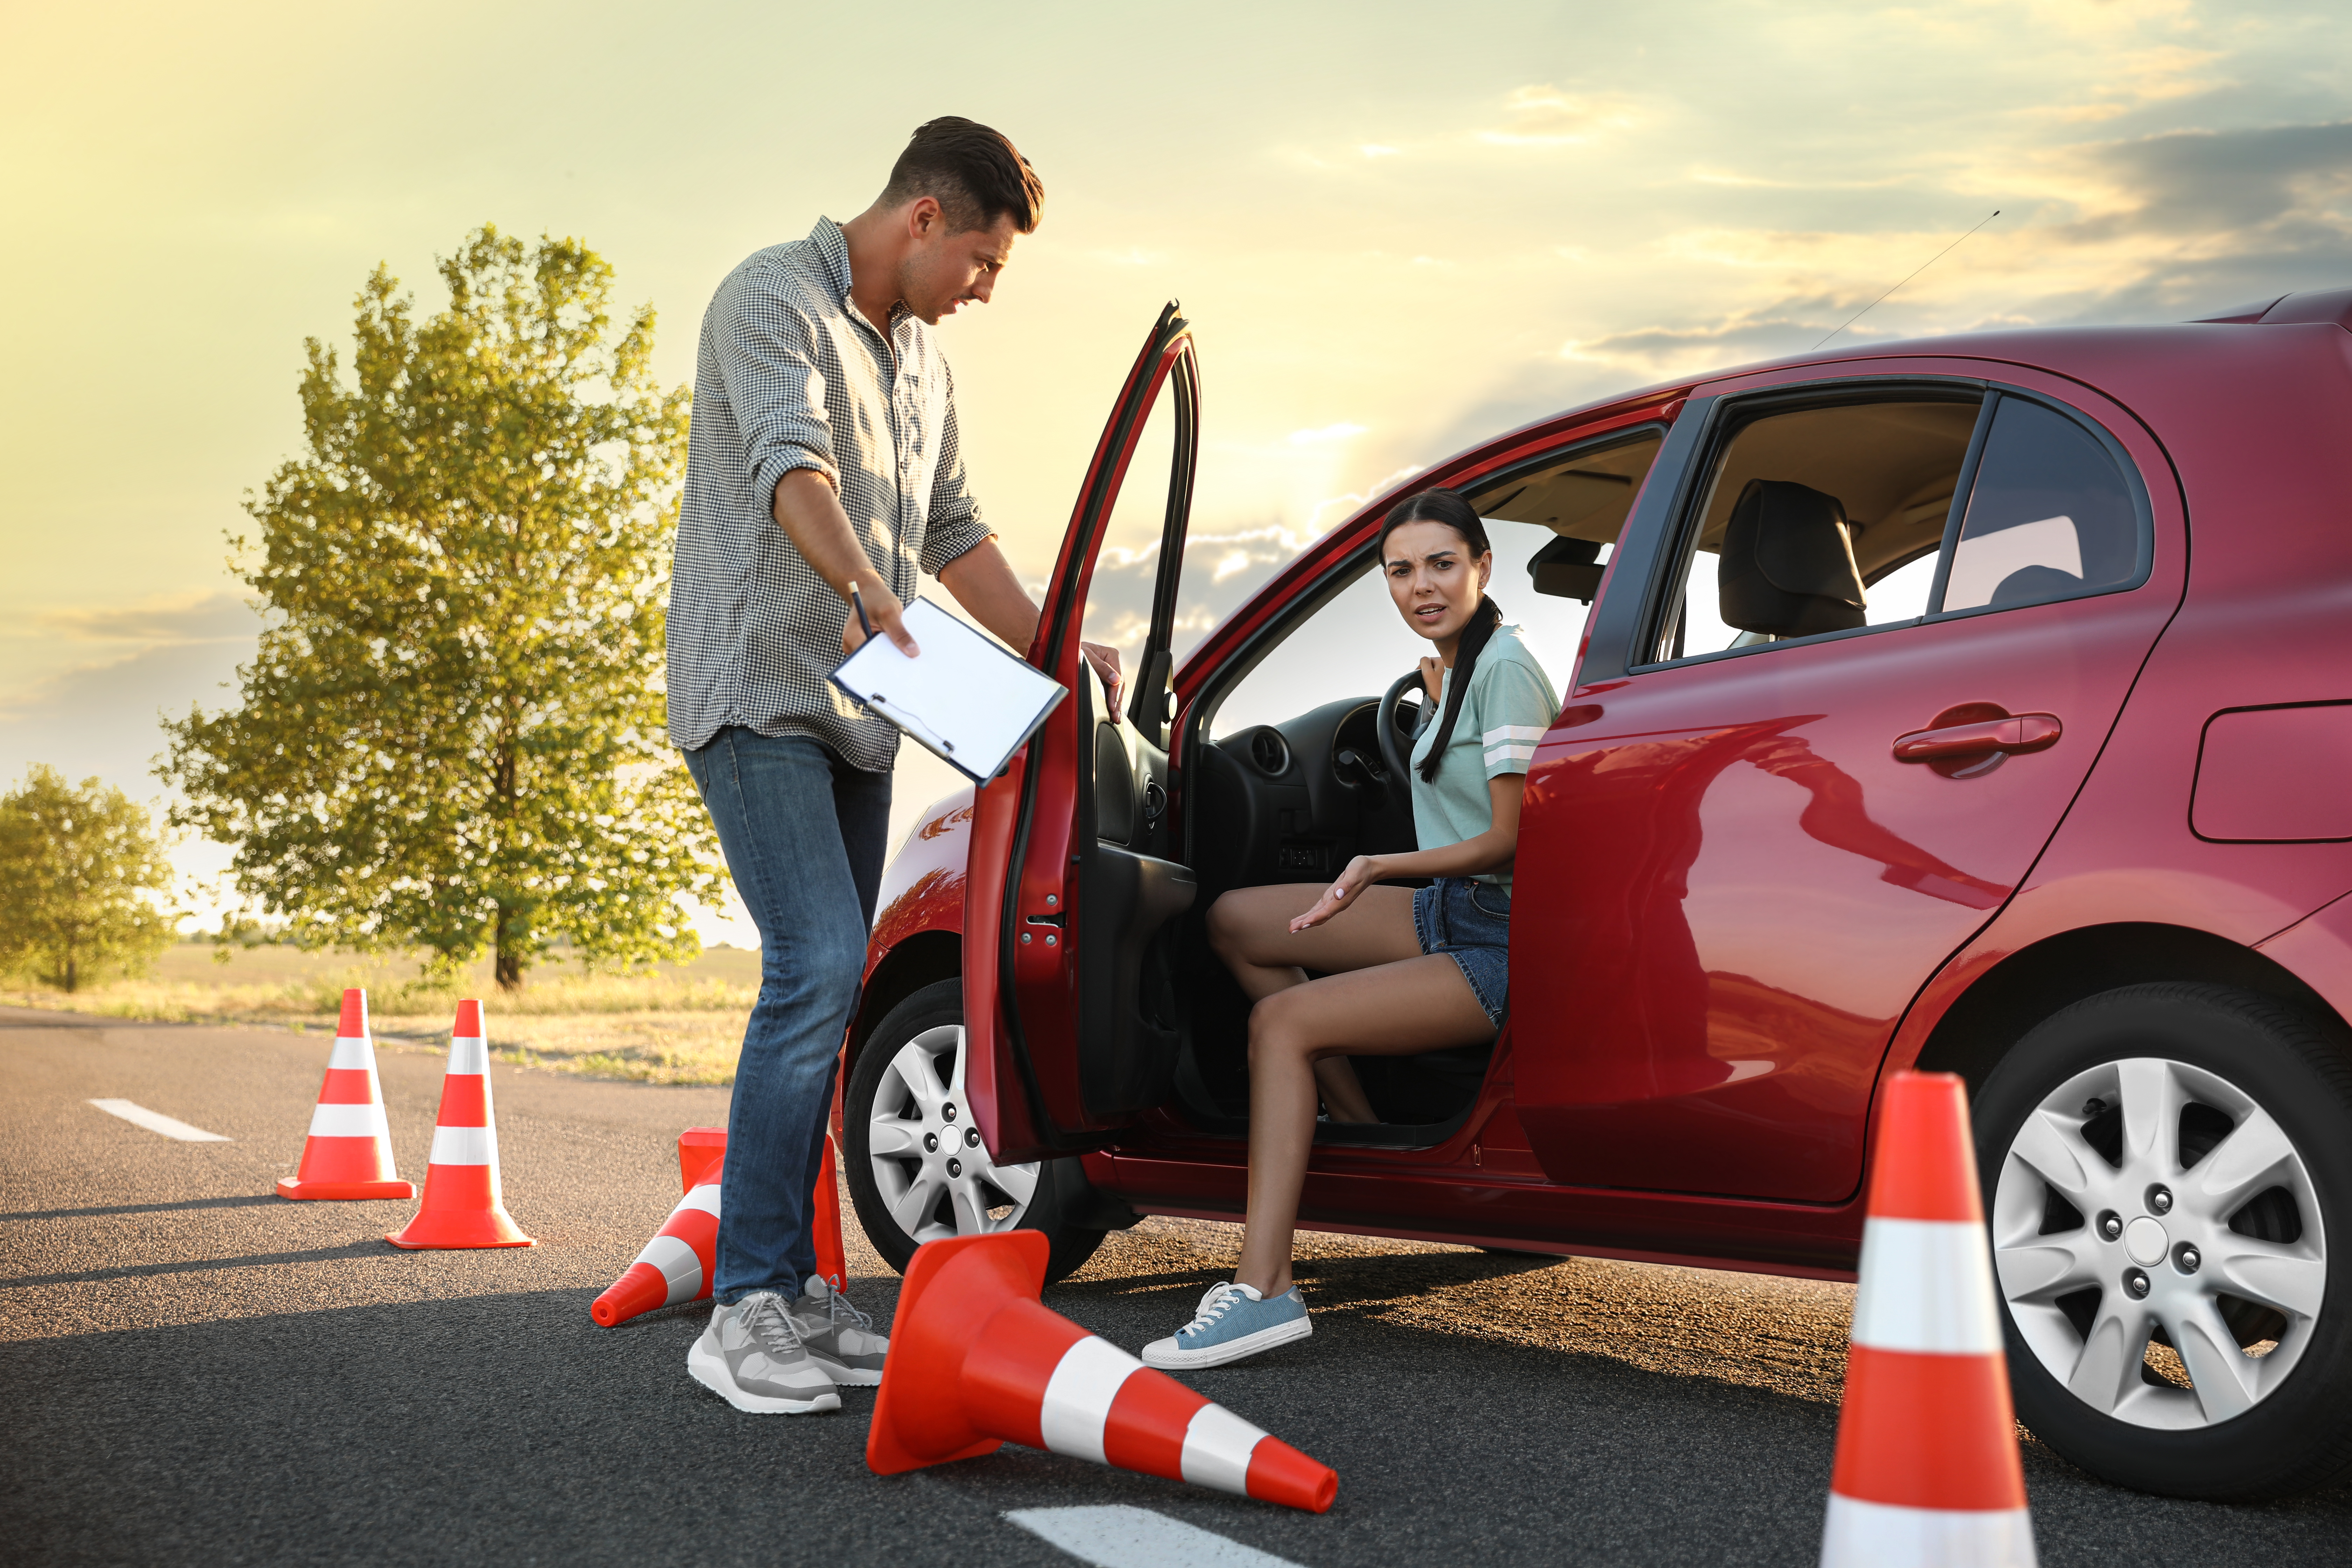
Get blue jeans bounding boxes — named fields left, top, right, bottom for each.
left=683, top=728, right=890, bottom=1303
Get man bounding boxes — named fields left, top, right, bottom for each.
left=667, top=117, right=1120, bottom=1414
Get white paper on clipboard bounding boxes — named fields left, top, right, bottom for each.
left=828, top=597, right=1068, bottom=783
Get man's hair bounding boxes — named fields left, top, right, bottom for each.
left=880, top=117, right=1044, bottom=234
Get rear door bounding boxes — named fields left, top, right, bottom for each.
left=1511, top=360, right=2187, bottom=1201
left=965, top=304, right=1200, bottom=1164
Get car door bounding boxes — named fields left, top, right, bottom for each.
left=1511, top=360, right=2187, bottom=1202
left=964, top=303, right=1200, bottom=1165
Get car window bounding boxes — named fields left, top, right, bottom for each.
left=1644, top=390, right=2145, bottom=666
left=1205, top=429, right=1660, bottom=738
left=1938, top=396, right=2141, bottom=612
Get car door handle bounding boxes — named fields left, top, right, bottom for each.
left=1893, top=712, right=2063, bottom=763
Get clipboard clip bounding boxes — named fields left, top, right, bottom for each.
left=866, top=693, right=954, bottom=756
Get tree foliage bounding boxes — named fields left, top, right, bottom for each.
left=0, top=766, right=176, bottom=994
left=164, top=226, right=715, bottom=989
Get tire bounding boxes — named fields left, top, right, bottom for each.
left=1972, top=982, right=2352, bottom=1500
left=842, top=979, right=1109, bottom=1287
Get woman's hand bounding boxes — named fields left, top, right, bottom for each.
left=1419, top=655, right=1445, bottom=703
left=1290, top=855, right=1383, bottom=932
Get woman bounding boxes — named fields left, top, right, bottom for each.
left=1141, top=488, right=1560, bottom=1370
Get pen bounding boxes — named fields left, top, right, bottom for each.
left=850, top=584, right=875, bottom=640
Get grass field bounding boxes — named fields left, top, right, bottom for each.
left=2, top=943, right=763, bottom=1085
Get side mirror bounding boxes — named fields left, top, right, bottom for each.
left=1529, top=536, right=1605, bottom=603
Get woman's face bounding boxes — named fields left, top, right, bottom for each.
left=1382, top=519, right=1493, bottom=645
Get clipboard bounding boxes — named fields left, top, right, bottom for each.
left=828, top=596, right=1069, bottom=784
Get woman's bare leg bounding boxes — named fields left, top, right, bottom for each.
left=1234, top=954, right=1494, bottom=1298
left=1206, top=884, right=1420, bottom=1122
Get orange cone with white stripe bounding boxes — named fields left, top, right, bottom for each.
left=386, top=1000, right=533, bottom=1248
left=868, top=1231, right=1337, bottom=1513
left=1823, top=1070, right=2036, bottom=1566
left=276, top=989, right=413, bottom=1200
left=665, top=1125, right=848, bottom=1294
left=593, top=1180, right=722, bottom=1326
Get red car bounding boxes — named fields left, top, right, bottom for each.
left=835, top=290, right=2352, bottom=1501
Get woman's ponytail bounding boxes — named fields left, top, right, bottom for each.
left=1418, top=594, right=1500, bottom=782
left=1376, top=487, right=1503, bottom=784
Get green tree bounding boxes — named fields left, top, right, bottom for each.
left=0, top=766, right=176, bottom=993
left=163, top=226, right=715, bottom=990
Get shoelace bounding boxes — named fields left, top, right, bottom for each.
left=1179, top=1282, right=1250, bottom=1339
left=737, top=1291, right=805, bottom=1354
left=812, top=1284, right=875, bottom=1336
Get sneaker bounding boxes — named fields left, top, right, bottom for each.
left=792, top=1275, right=887, bottom=1386
left=1141, top=1280, right=1312, bottom=1370
left=687, top=1291, right=842, bottom=1414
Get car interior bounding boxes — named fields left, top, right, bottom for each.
left=1073, top=428, right=1668, bottom=1148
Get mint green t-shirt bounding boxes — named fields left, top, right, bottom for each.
left=1407, top=624, right=1559, bottom=890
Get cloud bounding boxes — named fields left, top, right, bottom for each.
left=1563, top=312, right=1842, bottom=374
left=35, top=587, right=258, bottom=648
left=1477, top=85, right=1643, bottom=147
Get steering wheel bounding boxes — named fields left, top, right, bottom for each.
left=1377, top=671, right=1427, bottom=788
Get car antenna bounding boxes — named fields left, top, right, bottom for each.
left=1811, top=210, right=2002, bottom=351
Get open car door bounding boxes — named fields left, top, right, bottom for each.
left=964, top=304, right=1201, bottom=1164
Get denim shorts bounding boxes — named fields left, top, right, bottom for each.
left=1412, top=877, right=1510, bottom=1027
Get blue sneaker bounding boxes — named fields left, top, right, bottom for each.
left=1141, top=1281, right=1312, bottom=1369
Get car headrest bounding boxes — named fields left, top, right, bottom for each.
left=1717, top=478, right=1867, bottom=638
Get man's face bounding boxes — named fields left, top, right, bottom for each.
left=898, top=204, right=1021, bottom=324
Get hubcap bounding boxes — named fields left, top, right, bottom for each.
left=1992, top=1057, right=2328, bottom=1430
left=865, top=1024, right=1041, bottom=1245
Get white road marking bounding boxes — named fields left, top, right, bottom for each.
left=88, top=1100, right=231, bottom=1142
left=1004, top=1505, right=1302, bottom=1568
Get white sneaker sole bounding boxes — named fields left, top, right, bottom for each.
left=688, top=1340, right=842, bottom=1414
left=807, top=1351, right=883, bottom=1386
left=1141, top=1313, right=1312, bottom=1370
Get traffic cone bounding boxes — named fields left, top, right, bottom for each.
left=276, top=988, right=413, bottom=1200
left=868, top=1231, right=1338, bottom=1513
left=1822, top=1070, right=2036, bottom=1566
left=668, top=1126, right=848, bottom=1294
left=593, top=1180, right=722, bottom=1326
left=386, top=1000, right=534, bottom=1248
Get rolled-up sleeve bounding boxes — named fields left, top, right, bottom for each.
left=711, top=262, right=839, bottom=509
left=918, top=361, right=993, bottom=575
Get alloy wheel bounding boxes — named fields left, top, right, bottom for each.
left=1991, top=1055, right=2329, bottom=1430
left=864, top=1023, right=1041, bottom=1245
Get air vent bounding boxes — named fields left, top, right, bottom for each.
left=1249, top=728, right=1291, bottom=775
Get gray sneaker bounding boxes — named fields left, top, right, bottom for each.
left=687, top=1291, right=842, bottom=1414
left=792, top=1275, right=888, bottom=1386
left=1141, top=1280, right=1312, bottom=1369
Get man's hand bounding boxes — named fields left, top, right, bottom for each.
left=841, top=580, right=919, bottom=658
left=1081, top=641, right=1124, bottom=720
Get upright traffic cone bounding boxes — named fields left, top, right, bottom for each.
left=868, top=1231, right=1338, bottom=1513
left=593, top=1179, right=722, bottom=1326
left=386, top=1001, right=534, bottom=1248
left=1822, top=1071, right=2036, bottom=1567
left=276, top=988, right=412, bottom=1200
left=668, top=1125, right=847, bottom=1295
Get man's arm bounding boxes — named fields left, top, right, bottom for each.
left=938, top=539, right=1125, bottom=716
left=773, top=470, right=920, bottom=656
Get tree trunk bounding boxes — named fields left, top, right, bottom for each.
left=495, top=902, right=524, bottom=992
left=63, top=949, right=77, bottom=995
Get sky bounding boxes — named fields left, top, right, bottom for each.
left=4, top=0, right=2348, bottom=946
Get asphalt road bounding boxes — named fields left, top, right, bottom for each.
left=5, top=1009, right=2348, bottom=1567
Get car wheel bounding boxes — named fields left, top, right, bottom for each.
left=842, top=979, right=1109, bottom=1286
left=1972, top=981, right=2352, bottom=1500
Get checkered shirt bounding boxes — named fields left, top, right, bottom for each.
left=665, top=218, right=993, bottom=769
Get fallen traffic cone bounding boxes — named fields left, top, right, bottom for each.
left=1822, top=1070, right=2036, bottom=1567
left=868, top=1231, right=1338, bottom=1513
left=593, top=1178, right=722, bottom=1326
left=276, top=988, right=413, bottom=1201
left=386, top=1000, right=534, bottom=1249
left=670, top=1125, right=848, bottom=1295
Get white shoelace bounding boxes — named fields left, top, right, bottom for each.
left=810, top=1284, right=875, bottom=1336
left=1179, top=1282, right=1252, bottom=1339
left=737, top=1291, right=805, bottom=1352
